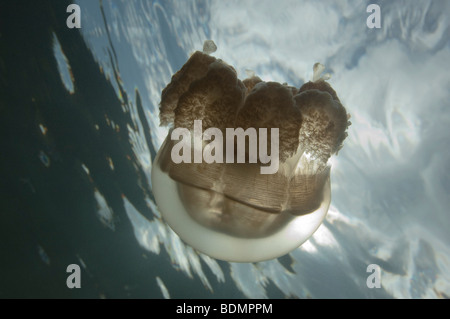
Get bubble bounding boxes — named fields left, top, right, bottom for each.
left=152, top=41, right=350, bottom=262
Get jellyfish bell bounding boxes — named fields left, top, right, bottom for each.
left=152, top=41, right=350, bottom=262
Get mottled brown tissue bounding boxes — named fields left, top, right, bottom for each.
left=160, top=51, right=217, bottom=126
left=158, top=49, right=350, bottom=216
left=159, top=50, right=349, bottom=164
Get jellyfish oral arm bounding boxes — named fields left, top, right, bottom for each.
left=170, top=119, right=280, bottom=174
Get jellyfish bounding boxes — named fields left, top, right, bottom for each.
left=151, top=41, right=350, bottom=262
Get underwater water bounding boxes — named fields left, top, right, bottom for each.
left=1, top=0, right=450, bottom=298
